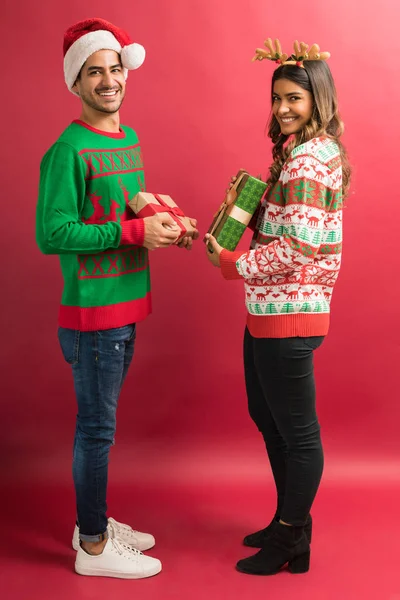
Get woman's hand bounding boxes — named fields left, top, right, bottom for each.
left=176, top=218, right=199, bottom=250
left=205, top=233, right=223, bottom=267
left=226, top=175, right=237, bottom=194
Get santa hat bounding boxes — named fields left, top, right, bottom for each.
left=63, top=18, right=145, bottom=92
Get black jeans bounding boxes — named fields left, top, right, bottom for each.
left=244, top=328, right=324, bottom=526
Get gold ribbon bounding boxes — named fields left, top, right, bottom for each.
left=226, top=204, right=252, bottom=226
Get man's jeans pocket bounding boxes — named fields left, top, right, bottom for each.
left=58, top=328, right=80, bottom=365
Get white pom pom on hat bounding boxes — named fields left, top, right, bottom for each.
left=63, top=17, right=145, bottom=92
left=121, top=43, right=146, bottom=70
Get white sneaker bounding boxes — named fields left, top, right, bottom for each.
left=75, top=537, right=162, bottom=579
left=72, top=517, right=155, bottom=552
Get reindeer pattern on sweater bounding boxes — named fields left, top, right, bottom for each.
left=236, top=136, right=343, bottom=325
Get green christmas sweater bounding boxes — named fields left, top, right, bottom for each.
left=36, top=120, right=151, bottom=331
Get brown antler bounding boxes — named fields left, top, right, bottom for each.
left=292, top=40, right=309, bottom=61
left=307, top=43, right=330, bottom=61
left=252, top=37, right=288, bottom=63
left=253, top=38, right=331, bottom=66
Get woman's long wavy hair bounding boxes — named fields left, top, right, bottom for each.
left=267, top=61, right=351, bottom=198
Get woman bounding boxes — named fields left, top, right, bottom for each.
left=205, top=39, right=350, bottom=575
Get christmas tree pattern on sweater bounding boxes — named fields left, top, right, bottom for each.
left=237, top=137, right=343, bottom=320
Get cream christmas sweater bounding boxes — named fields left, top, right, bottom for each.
left=220, top=136, right=343, bottom=338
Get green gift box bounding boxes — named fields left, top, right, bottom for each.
left=205, top=169, right=267, bottom=251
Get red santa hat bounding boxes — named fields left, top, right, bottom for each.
left=63, top=18, right=145, bottom=92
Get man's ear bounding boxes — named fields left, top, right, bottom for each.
left=72, top=71, right=81, bottom=95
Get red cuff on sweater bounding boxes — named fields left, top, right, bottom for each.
left=220, top=250, right=244, bottom=280
left=120, top=219, right=145, bottom=247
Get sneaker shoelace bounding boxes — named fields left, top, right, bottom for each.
left=108, top=517, right=138, bottom=539
left=110, top=537, right=143, bottom=560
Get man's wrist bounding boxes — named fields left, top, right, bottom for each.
left=120, top=219, right=145, bottom=247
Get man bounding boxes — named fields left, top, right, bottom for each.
left=36, top=18, right=198, bottom=579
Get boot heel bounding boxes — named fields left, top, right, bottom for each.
left=288, top=551, right=310, bottom=574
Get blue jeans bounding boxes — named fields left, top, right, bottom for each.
left=58, top=324, right=136, bottom=543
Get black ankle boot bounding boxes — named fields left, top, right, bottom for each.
left=237, top=521, right=310, bottom=576
left=243, top=514, right=312, bottom=547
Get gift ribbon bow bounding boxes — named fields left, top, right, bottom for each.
left=137, top=194, right=187, bottom=235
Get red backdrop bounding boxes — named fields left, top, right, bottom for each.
left=2, top=0, right=399, bottom=484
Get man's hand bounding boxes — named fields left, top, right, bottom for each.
left=143, top=213, right=180, bottom=250
left=177, top=218, right=199, bottom=251
left=205, top=233, right=223, bottom=267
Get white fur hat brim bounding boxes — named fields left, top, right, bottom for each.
left=64, top=29, right=145, bottom=92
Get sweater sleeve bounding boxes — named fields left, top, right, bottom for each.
left=36, top=142, right=135, bottom=255
left=233, top=154, right=332, bottom=280
left=220, top=250, right=244, bottom=280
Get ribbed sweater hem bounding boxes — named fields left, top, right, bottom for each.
left=247, top=313, right=330, bottom=338
left=58, top=293, right=152, bottom=331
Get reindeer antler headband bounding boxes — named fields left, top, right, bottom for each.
left=252, top=38, right=330, bottom=68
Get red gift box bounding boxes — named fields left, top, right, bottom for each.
left=129, top=192, right=195, bottom=241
